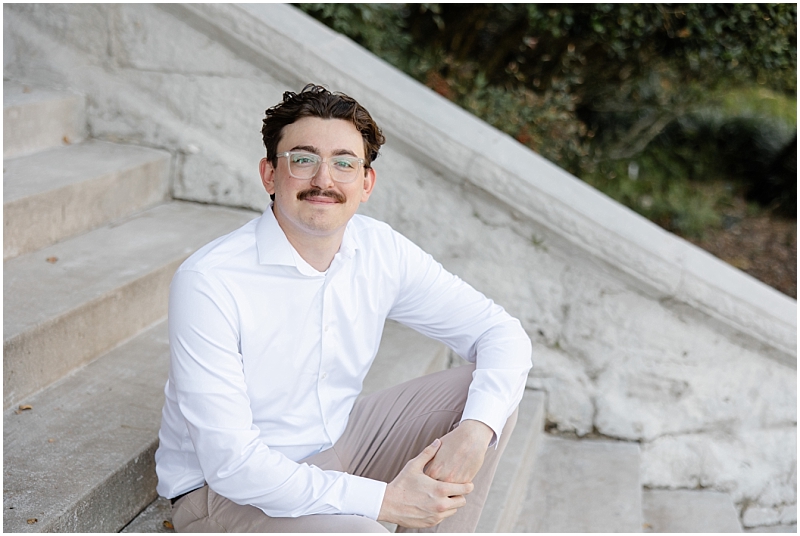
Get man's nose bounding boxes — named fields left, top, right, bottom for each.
left=310, top=161, right=336, bottom=189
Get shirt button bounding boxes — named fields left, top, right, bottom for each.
left=321, top=372, right=328, bottom=381
left=324, top=325, right=329, bottom=332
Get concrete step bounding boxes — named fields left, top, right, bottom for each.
left=4, top=140, right=170, bottom=260
left=744, top=524, right=798, bottom=533
left=360, top=319, right=449, bottom=396
left=477, top=389, right=546, bottom=533
left=3, top=321, right=170, bottom=533
left=121, top=497, right=175, bottom=533
left=3, top=81, right=86, bottom=159
left=643, top=489, right=743, bottom=532
left=3, top=201, right=258, bottom=410
left=514, top=436, right=643, bottom=532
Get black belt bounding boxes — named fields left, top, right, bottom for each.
left=170, top=485, right=204, bottom=505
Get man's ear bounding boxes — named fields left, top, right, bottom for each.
left=259, top=158, right=275, bottom=196
left=360, top=166, right=377, bottom=203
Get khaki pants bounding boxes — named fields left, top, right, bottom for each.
left=172, top=364, right=518, bottom=532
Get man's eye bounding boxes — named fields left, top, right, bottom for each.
left=333, top=158, right=356, bottom=170
left=292, top=155, right=317, bottom=165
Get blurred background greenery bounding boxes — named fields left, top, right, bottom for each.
left=297, top=3, right=797, bottom=296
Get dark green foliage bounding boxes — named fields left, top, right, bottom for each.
left=760, top=134, right=797, bottom=217
left=639, top=111, right=796, bottom=216
left=296, top=4, right=414, bottom=70
left=580, top=157, right=730, bottom=238
left=297, top=3, right=797, bottom=235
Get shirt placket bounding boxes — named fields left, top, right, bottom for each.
left=316, top=264, right=340, bottom=439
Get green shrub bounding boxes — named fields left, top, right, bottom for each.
left=582, top=152, right=731, bottom=237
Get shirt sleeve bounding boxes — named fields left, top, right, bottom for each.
left=168, top=269, right=386, bottom=518
left=386, top=232, right=533, bottom=443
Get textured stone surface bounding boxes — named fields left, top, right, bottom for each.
left=641, top=427, right=797, bottom=526
left=121, top=497, right=175, bottom=533
left=743, top=503, right=797, bottom=529
left=3, top=201, right=257, bottom=409
left=3, top=140, right=169, bottom=259
left=642, top=489, right=742, bottom=532
left=514, top=436, right=643, bottom=532
left=3, top=2, right=795, bottom=525
left=525, top=342, right=594, bottom=436
left=477, top=390, right=546, bottom=533
left=3, top=81, right=86, bottom=158
left=745, top=524, right=798, bottom=533
left=3, top=322, right=169, bottom=533
left=3, top=4, right=274, bottom=211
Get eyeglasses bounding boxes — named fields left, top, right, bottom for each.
left=276, top=151, right=365, bottom=183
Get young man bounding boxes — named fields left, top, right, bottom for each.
left=155, top=84, right=532, bottom=532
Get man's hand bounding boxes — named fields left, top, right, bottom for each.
left=424, top=420, right=494, bottom=484
left=378, top=439, right=475, bottom=529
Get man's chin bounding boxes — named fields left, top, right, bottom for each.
left=297, top=210, right=347, bottom=232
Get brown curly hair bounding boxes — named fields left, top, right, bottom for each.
left=261, top=84, right=385, bottom=171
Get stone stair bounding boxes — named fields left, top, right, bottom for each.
left=2, top=83, right=257, bottom=532
left=515, top=436, right=644, bottom=532
left=3, top=139, right=171, bottom=261
left=642, top=489, right=743, bottom=533
left=477, top=390, right=546, bottom=532
left=3, top=81, right=86, bottom=160
left=508, top=434, right=743, bottom=533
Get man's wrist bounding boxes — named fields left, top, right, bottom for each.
left=457, top=419, right=495, bottom=447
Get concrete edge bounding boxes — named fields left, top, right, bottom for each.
left=476, top=389, right=546, bottom=532
left=3, top=142, right=171, bottom=260
left=165, top=2, right=795, bottom=366
left=642, top=489, right=744, bottom=533
left=120, top=496, right=175, bottom=533
left=520, top=436, right=644, bottom=532
left=5, top=441, right=159, bottom=533
left=2, top=318, right=171, bottom=533
left=3, top=81, right=88, bottom=159
left=48, top=440, right=160, bottom=533
left=3, top=257, right=178, bottom=410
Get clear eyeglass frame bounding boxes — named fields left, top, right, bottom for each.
left=276, top=151, right=365, bottom=183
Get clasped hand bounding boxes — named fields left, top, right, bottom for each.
left=378, top=420, right=494, bottom=529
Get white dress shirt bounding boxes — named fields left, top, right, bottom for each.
left=155, top=206, right=532, bottom=520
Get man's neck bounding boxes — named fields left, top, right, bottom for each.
left=272, top=207, right=344, bottom=272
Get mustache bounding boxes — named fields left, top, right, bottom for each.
left=296, top=187, right=346, bottom=203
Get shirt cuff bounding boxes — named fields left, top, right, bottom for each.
left=460, top=390, right=511, bottom=449
left=341, top=474, right=387, bottom=520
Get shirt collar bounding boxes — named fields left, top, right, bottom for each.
left=338, top=220, right=359, bottom=260
left=255, top=205, right=360, bottom=269
left=255, top=206, right=297, bottom=267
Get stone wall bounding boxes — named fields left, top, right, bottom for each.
left=4, top=3, right=795, bottom=528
